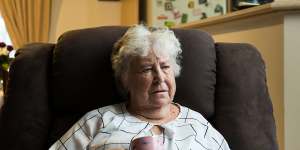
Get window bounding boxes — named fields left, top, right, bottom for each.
left=0, top=15, right=12, bottom=45
left=0, top=15, right=15, bottom=58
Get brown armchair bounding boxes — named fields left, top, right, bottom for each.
left=0, top=26, right=278, bottom=150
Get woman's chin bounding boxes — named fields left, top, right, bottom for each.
left=149, top=94, right=171, bottom=107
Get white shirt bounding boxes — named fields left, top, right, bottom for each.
left=50, top=103, right=230, bottom=150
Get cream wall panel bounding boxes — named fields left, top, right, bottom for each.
left=284, top=14, right=300, bottom=150
left=121, top=0, right=138, bottom=25
left=49, top=0, right=121, bottom=43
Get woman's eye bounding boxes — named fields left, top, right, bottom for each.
left=142, top=68, right=152, bottom=73
left=161, top=65, right=170, bottom=69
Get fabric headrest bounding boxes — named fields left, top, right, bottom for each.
left=51, top=26, right=216, bottom=119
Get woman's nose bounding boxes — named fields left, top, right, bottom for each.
left=154, top=66, right=165, bottom=84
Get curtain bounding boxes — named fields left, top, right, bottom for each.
left=0, top=0, right=51, bottom=49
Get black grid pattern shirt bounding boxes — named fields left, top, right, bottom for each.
left=49, top=103, right=230, bottom=150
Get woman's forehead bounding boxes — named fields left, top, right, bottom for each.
left=134, top=52, right=170, bottom=64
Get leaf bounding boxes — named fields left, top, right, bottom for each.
left=1, top=63, right=9, bottom=71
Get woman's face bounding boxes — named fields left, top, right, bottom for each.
left=122, top=50, right=176, bottom=109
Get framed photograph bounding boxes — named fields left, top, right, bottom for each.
left=141, top=0, right=227, bottom=27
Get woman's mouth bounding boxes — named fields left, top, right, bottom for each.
left=151, top=90, right=168, bottom=94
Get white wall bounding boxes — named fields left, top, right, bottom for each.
left=284, top=13, right=300, bottom=150
left=49, top=0, right=122, bottom=43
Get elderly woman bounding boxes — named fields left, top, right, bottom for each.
left=50, top=25, right=230, bottom=150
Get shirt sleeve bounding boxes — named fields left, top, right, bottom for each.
left=49, top=110, right=103, bottom=150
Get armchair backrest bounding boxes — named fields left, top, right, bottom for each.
left=51, top=26, right=216, bottom=116
left=0, top=26, right=278, bottom=150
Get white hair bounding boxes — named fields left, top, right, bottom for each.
left=112, top=25, right=182, bottom=79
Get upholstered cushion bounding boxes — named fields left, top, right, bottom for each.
left=214, top=43, right=278, bottom=150
left=173, top=29, right=216, bottom=118
left=51, top=27, right=216, bottom=118
left=48, top=27, right=217, bottom=144
left=0, top=26, right=278, bottom=150
left=51, top=27, right=126, bottom=114
left=0, top=43, right=54, bottom=150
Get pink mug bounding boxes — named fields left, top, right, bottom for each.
left=131, top=136, right=164, bottom=150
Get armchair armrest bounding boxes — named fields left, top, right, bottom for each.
left=0, top=43, right=55, bottom=150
